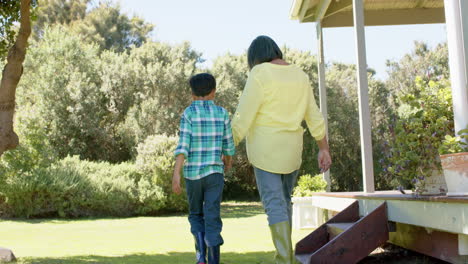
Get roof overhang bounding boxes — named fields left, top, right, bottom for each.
left=290, top=0, right=445, bottom=27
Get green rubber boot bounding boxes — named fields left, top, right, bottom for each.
left=269, top=221, right=294, bottom=264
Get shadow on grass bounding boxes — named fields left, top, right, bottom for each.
left=18, top=251, right=275, bottom=264
left=2, top=202, right=265, bottom=224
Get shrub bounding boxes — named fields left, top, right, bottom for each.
left=382, top=77, right=453, bottom=190
left=136, top=135, right=188, bottom=212
left=0, top=156, right=167, bottom=218
left=293, top=174, right=327, bottom=197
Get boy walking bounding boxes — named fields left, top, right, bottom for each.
left=172, top=73, right=235, bottom=264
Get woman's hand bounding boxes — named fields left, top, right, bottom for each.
left=316, top=137, right=332, bottom=173
left=318, top=149, right=332, bottom=173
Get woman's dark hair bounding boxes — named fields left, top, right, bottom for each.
left=189, top=73, right=216, bottom=97
left=247, top=35, right=283, bottom=70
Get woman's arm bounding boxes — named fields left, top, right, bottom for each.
left=304, top=81, right=326, bottom=141
left=231, top=72, right=264, bottom=145
left=303, top=79, right=331, bottom=172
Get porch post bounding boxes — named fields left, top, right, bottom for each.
left=316, top=21, right=331, bottom=192
left=353, top=0, right=375, bottom=193
left=444, top=0, right=468, bottom=137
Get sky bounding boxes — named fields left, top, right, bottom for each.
left=118, top=0, right=447, bottom=80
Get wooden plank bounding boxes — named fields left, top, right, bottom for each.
left=316, top=21, right=331, bottom=192
left=311, top=191, right=468, bottom=203
left=312, top=8, right=446, bottom=26
left=444, top=0, right=468, bottom=136
left=295, top=201, right=360, bottom=259
left=323, top=0, right=352, bottom=18
left=327, top=222, right=355, bottom=240
left=309, top=202, right=389, bottom=263
left=305, top=194, right=468, bottom=235
left=310, top=195, right=357, bottom=212
left=295, top=225, right=330, bottom=255
left=315, top=0, right=332, bottom=20
left=461, top=0, right=468, bottom=90
left=327, top=222, right=354, bottom=231
left=298, top=0, right=315, bottom=22
left=327, top=200, right=360, bottom=223
left=353, top=0, right=375, bottom=193
left=290, top=0, right=305, bottom=20
left=459, top=234, right=468, bottom=255
left=389, top=222, right=468, bottom=263
left=359, top=199, right=468, bottom=237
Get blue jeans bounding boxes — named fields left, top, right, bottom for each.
left=185, top=173, right=224, bottom=247
left=254, top=167, right=299, bottom=225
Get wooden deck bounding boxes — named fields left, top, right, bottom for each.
left=292, top=191, right=468, bottom=263
left=312, top=190, right=468, bottom=203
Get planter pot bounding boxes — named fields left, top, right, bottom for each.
left=292, top=197, right=324, bottom=230
left=440, top=152, right=468, bottom=196
left=421, top=169, right=447, bottom=195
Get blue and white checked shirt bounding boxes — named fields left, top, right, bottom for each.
left=175, top=100, right=236, bottom=180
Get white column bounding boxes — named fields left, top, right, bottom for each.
left=316, top=21, right=331, bottom=192
left=353, top=0, right=375, bottom=193
left=444, top=0, right=468, bottom=137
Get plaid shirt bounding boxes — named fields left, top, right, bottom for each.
left=175, top=100, right=235, bottom=180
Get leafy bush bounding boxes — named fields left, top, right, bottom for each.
left=382, top=77, right=453, bottom=189
left=136, top=135, right=188, bottom=212
left=439, top=127, right=468, bottom=155
left=293, top=174, right=327, bottom=197
left=0, top=156, right=167, bottom=218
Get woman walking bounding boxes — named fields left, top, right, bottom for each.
left=232, top=35, right=332, bottom=264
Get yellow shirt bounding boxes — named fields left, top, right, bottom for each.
left=232, top=63, right=326, bottom=174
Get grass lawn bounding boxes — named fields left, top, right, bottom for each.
left=0, top=202, right=446, bottom=264
left=0, top=202, right=311, bottom=264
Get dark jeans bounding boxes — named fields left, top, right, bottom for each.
left=254, top=167, right=299, bottom=225
left=185, top=173, right=224, bottom=247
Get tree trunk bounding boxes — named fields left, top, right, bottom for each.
left=0, top=0, right=32, bottom=157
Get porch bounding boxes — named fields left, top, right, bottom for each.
left=289, top=0, right=468, bottom=262
left=292, top=191, right=468, bottom=263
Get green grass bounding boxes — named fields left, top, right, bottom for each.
left=0, top=202, right=311, bottom=264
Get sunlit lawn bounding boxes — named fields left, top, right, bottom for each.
left=0, top=202, right=311, bottom=264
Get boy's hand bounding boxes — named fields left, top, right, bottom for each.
left=172, top=173, right=182, bottom=195
left=222, top=155, right=232, bottom=173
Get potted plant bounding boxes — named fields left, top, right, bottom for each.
left=438, top=127, right=468, bottom=196
left=382, top=78, right=453, bottom=195
left=291, top=174, right=327, bottom=229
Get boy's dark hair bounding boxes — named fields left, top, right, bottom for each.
left=247, top=35, right=283, bottom=70
left=189, top=73, right=216, bottom=97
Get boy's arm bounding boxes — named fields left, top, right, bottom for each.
left=222, top=155, right=232, bottom=173
left=172, top=154, right=185, bottom=194
left=173, top=113, right=191, bottom=194
left=222, top=111, right=236, bottom=172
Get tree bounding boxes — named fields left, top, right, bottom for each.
left=32, top=1, right=154, bottom=53
left=32, top=0, right=89, bottom=39
left=71, top=2, right=154, bottom=52
left=386, top=42, right=449, bottom=99
left=0, top=0, right=34, bottom=157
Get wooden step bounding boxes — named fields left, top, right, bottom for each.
left=295, top=201, right=389, bottom=264
left=327, top=222, right=355, bottom=239
left=295, top=201, right=360, bottom=257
